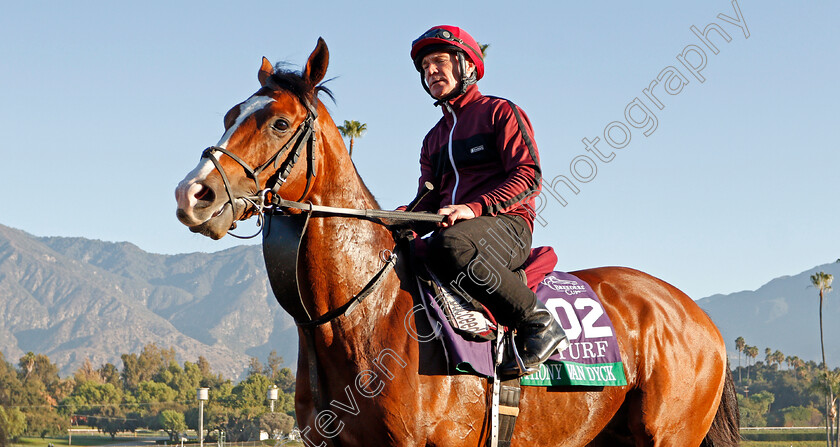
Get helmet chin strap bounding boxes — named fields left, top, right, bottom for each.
left=420, top=51, right=477, bottom=106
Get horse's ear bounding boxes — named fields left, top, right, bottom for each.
left=258, top=57, right=274, bottom=86
left=303, top=38, right=329, bottom=87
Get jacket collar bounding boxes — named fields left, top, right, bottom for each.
left=440, top=84, right=481, bottom=119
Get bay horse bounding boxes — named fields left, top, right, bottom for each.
left=174, top=39, right=740, bottom=447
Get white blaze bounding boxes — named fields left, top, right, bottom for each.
left=176, top=95, right=274, bottom=209
left=216, top=95, right=275, bottom=149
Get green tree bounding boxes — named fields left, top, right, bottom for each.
left=98, top=363, right=121, bottom=388
left=738, top=390, right=775, bottom=426
left=22, top=411, right=67, bottom=439
left=153, top=360, right=203, bottom=402
left=121, top=344, right=177, bottom=390
left=0, top=407, right=25, bottom=444
left=781, top=405, right=823, bottom=427
left=231, top=374, right=272, bottom=409
left=259, top=412, right=295, bottom=439
left=476, top=42, right=490, bottom=58
left=810, top=271, right=834, bottom=446
left=337, top=120, right=367, bottom=158
left=135, top=381, right=177, bottom=403
left=159, top=410, right=188, bottom=442
left=246, top=357, right=263, bottom=378
left=12, top=353, right=67, bottom=438
left=60, top=381, right=123, bottom=417
left=18, top=352, right=36, bottom=382
left=75, top=358, right=102, bottom=384
left=86, top=405, right=134, bottom=439
left=263, top=351, right=284, bottom=380
left=0, top=353, right=23, bottom=407
left=275, top=367, right=296, bottom=395
left=0, top=406, right=26, bottom=445
left=19, top=353, right=60, bottom=391
left=197, top=356, right=213, bottom=379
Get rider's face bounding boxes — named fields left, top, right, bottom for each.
left=422, top=51, right=473, bottom=100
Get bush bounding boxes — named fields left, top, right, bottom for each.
left=780, top=406, right=823, bottom=427
left=739, top=391, right=775, bottom=427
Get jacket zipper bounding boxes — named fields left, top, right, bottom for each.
left=444, top=103, right=460, bottom=205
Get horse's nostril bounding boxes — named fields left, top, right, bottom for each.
left=195, top=184, right=214, bottom=203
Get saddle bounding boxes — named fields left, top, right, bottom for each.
left=414, top=241, right=558, bottom=342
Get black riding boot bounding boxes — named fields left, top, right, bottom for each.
left=499, top=299, right=569, bottom=377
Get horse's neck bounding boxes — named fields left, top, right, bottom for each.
left=297, top=121, right=401, bottom=330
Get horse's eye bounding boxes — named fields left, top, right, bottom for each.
left=272, top=119, right=290, bottom=132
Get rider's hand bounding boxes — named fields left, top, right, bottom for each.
left=437, top=204, right=476, bottom=227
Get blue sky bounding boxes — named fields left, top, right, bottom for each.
left=1, top=0, right=838, bottom=300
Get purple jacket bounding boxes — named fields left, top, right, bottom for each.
left=411, top=84, right=542, bottom=231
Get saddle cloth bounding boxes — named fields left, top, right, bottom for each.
left=418, top=246, right=627, bottom=387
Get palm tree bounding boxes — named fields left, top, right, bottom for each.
left=337, top=120, right=367, bottom=158
left=829, top=371, right=840, bottom=447
left=810, top=370, right=840, bottom=447
left=773, top=350, right=785, bottom=370
left=786, top=355, right=804, bottom=378
left=810, top=271, right=834, bottom=446
left=765, top=347, right=772, bottom=366
left=478, top=42, right=490, bottom=58
left=735, top=336, right=746, bottom=382
left=745, top=345, right=759, bottom=380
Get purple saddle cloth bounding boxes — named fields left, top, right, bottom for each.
left=419, top=271, right=627, bottom=387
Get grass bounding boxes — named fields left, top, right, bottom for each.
left=11, top=437, right=304, bottom=447
left=13, top=436, right=147, bottom=447
left=740, top=426, right=829, bottom=447
left=741, top=443, right=824, bottom=447
left=20, top=430, right=831, bottom=447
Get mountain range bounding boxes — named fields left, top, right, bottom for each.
left=697, top=260, right=840, bottom=367
left=1, top=222, right=838, bottom=379
left=0, top=224, right=298, bottom=379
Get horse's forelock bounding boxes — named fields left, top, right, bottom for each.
left=265, top=68, right=334, bottom=108
left=266, top=70, right=312, bottom=102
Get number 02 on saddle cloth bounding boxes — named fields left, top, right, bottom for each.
left=419, top=247, right=628, bottom=387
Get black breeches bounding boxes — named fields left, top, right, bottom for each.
left=428, top=214, right=536, bottom=327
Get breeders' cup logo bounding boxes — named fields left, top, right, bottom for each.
left=542, top=276, right=586, bottom=296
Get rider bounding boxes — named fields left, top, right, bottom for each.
left=404, top=25, right=568, bottom=375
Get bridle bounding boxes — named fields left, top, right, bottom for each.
left=198, top=89, right=409, bottom=327
left=200, top=98, right=318, bottom=238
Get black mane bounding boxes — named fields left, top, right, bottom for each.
left=266, top=68, right=334, bottom=107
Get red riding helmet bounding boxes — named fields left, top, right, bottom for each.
left=411, top=25, right=485, bottom=80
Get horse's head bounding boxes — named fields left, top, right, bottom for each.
left=175, top=39, right=331, bottom=239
